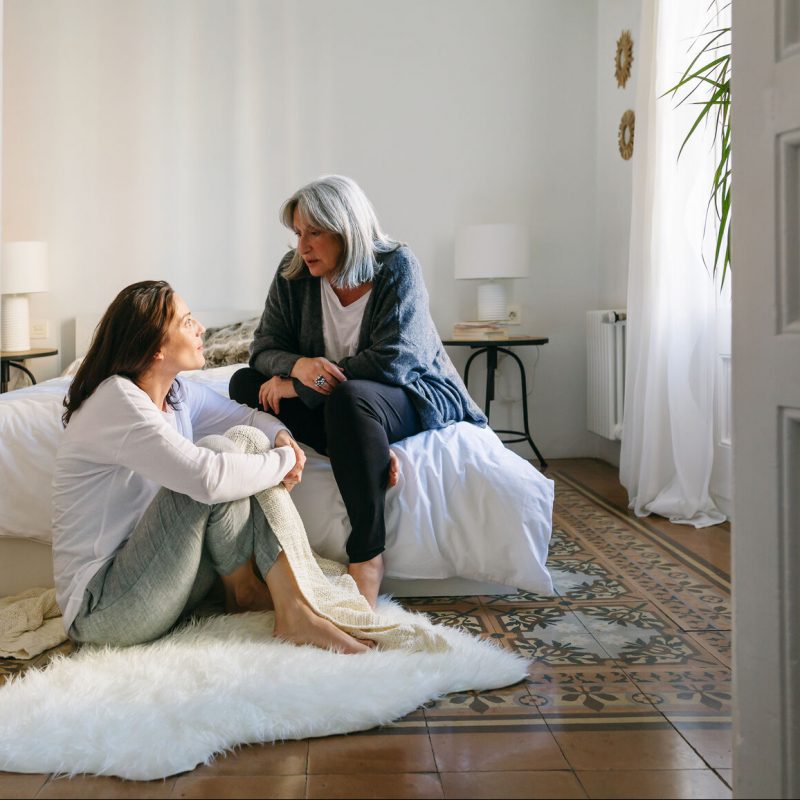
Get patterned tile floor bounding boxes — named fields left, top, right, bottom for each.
left=0, top=459, right=732, bottom=798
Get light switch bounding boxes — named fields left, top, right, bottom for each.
left=30, top=320, right=50, bottom=339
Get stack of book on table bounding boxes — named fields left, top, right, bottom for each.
left=451, top=321, right=510, bottom=340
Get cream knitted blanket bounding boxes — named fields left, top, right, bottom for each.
left=0, top=587, right=67, bottom=659
left=224, top=425, right=449, bottom=652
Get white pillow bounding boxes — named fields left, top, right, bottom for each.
left=0, top=370, right=554, bottom=594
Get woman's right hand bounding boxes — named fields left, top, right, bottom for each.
left=274, top=430, right=306, bottom=492
left=259, top=376, right=298, bottom=414
left=290, top=356, right=347, bottom=395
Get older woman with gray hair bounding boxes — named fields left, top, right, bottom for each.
left=229, top=175, right=486, bottom=607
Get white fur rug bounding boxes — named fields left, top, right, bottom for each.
left=0, top=601, right=528, bottom=781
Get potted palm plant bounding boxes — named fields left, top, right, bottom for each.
left=663, top=2, right=731, bottom=286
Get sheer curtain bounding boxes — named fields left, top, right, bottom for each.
left=620, top=0, right=727, bottom=527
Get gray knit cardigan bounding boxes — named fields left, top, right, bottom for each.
left=249, top=245, right=487, bottom=431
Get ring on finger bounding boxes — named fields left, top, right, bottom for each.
left=314, top=374, right=328, bottom=388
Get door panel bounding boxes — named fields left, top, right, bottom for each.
left=732, top=2, right=800, bottom=796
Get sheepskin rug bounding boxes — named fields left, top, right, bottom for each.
left=0, top=601, right=528, bottom=781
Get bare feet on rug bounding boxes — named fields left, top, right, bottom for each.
left=348, top=553, right=385, bottom=609
left=274, top=600, right=374, bottom=654
left=221, top=560, right=274, bottom=614
left=266, top=552, right=373, bottom=654
left=387, top=449, right=399, bottom=488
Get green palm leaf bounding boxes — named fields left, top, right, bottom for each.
left=661, top=3, right=731, bottom=286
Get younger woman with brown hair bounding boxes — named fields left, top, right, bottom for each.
left=54, top=279, right=370, bottom=653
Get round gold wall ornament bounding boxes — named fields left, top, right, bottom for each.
left=618, top=109, right=635, bottom=160
left=615, top=29, right=634, bottom=88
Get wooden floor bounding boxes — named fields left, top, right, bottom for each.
left=553, top=458, right=731, bottom=575
left=0, top=458, right=732, bottom=799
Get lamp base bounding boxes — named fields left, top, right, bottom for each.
left=2, top=294, right=32, bottom=352
left=477, top=281, right=507, bottom=321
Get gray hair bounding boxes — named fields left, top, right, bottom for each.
left=279, top=175, right=399, bottom=289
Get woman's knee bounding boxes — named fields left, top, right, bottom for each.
left=196, top=434, right=241, bottom=454
left=325, top=379, right=374, bottom=425
left=228, top=367, right=248, bottom=403
left=229, top=367, right=262, bottom=407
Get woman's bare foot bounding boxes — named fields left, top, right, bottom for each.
left=265, top=551, right=373, bottom=653
left=348, top=553, right=385, bottom=609
left=274, top=600, right=373, bottom=654
left=387, top=449, right=400, bottom=488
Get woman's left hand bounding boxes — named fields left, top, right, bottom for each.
left=259, top=376, right=298, bottom=415
left=274, top=430, right=306, bottom=491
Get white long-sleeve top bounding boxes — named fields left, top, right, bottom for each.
left=52, top=374, right=296, bottom=630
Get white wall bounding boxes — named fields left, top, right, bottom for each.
left=591, top=0, right=641, bottom=466
left=3, top=0, right=603, bottom=458
left=596, top=0, right=640, bottom=311
left=3, top=0, right=300, bottom=364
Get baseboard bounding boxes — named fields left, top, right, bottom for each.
left=380, top=577, right=516, bottom=597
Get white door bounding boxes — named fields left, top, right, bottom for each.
left=732, top=1, right=800, bottom=797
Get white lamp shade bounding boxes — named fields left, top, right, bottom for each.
left=1, top=241, right=49, bottom=294
left=454, top=224, right=530, bottom=280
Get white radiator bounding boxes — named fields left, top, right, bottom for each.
left=587, top=310, right=627, bottom=440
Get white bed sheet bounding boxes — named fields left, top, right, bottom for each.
left=0, top=366, right=554, bottom=595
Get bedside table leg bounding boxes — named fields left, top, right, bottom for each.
left=10, top=361, right=36, bottom=385
left=1, top=360, right=37, bottom=392
left=499, top=347, right=548, bottom=470
left=463, top=348, right=485, bottom=394
left=484, top=346, right=498, bottom=419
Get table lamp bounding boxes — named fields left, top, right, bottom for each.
left=1, top=241, right=49, bottom=352
left=454, top=224, right=530, bottom=321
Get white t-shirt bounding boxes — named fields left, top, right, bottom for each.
left=320, top=279, right=371, bottom=363
left=52, top=375, right=295, bottom=630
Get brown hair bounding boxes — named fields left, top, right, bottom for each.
left=62, top=280, right=177, bottom=425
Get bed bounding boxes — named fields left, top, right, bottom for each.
left=0, top=313, right=554, bottom=599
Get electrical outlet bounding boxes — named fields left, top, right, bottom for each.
left=30, top=320, right=50, bottom=339
left=507, top=304, right=521, bottom=325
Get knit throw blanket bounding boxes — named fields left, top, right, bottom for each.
left=224, top=425, right=449, bottom=652
left=0, top=588, right=66, bottom=659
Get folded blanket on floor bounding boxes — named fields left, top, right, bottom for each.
left=225, top=425, right=449, bottom=652
left=0, top=587, right=67, bottom=659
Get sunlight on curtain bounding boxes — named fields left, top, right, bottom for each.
left=620, top=0, right=729, bottom=527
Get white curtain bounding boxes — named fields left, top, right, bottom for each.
left=620, top=0, right=728, bottom=527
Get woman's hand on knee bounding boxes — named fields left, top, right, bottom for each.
left=290, top=356, right=347, bottom=395
left=274, top=430, right=306, bottom=491
left=259, top=377, right=298, bottom=414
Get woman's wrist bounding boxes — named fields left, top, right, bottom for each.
left=274, top=429, right=293, bottom=448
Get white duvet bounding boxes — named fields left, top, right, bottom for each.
left=0, top=366, right=554, bottom=595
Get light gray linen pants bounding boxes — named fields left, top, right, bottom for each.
left=69, top=435, right=282, bottom=646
